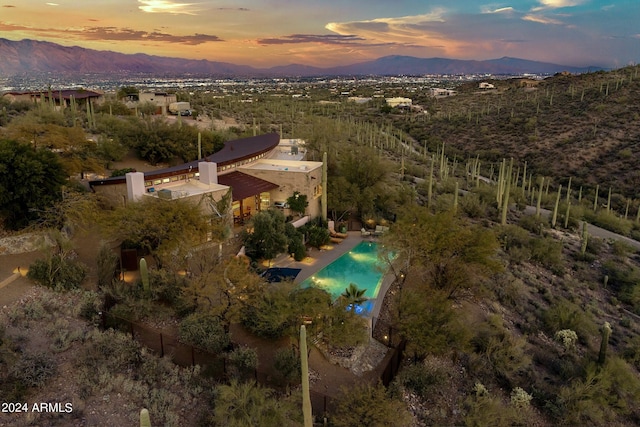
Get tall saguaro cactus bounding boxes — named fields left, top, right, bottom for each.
left=501, top=159, right=512, bottom=225
left=580, top=221, right=588, bottom=256
left=321, top=152, right=327, bottom=221
left=140, top=408, right=151, bottom=427
left=536, top=177, right=544, bottom=218
left=140, top=257, right=150, bottom=295
left=551, top=185, right=562, bottom=228
left=598, top=322, right=612, bottom=365
left=300, top=325, right=312, bottom=427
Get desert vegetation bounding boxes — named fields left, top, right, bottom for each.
left=1, top=66, right=640, bottom=425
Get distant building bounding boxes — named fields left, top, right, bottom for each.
left=385, top=97, right=412, bottom=107
left=137, top=92, right=177, bottom=115
left=429, top=88, right=457, bottom=97
left=2, top=89, right=104, bottom=108
left=479, top=82, right=495, bottom=90
left=347, top=97, right=372, bottom=104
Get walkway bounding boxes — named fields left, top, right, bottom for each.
left=522, top=206, right=640, bottom=250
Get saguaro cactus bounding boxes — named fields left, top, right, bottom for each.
left=551, top=185, right=562, bottom=228
left=140, top=257, right=150, bottom=295
left=501, top=159, right=512, bottom=225
left=140, top=408, right=151, bottom=427
left=427, top=155, right=435, bottom=208
left=453, top=181, right=459, bottom=214
left=598, top=322, right=612, bottom=365
left=580, top=222, right=588, bottom=256
left=300, top=325, right=312, bottom=427
left=536, top=177, right=544, bottom=218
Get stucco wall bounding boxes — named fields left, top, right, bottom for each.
left=239, top=166, right=322, bottom=218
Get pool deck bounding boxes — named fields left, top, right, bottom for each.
left=270, top=231, right=395, bottom=321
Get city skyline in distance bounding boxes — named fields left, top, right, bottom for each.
left=1, top=0, right=638, bottom=69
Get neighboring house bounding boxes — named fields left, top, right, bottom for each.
left=429, top=88, right=457, bottom=97
left=479, top=82, right=495, bottom=90
left=385, top=97, right=412, bottom=108
left=2, top=89, right=104, bottom=108
left=138, top=92, right=178, bottom=115
left=89, top=133, right=324, bottom=229
left=2, top=91, right=34, bottom=103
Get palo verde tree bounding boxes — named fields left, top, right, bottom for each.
left=183, top=255, right=264, bottom=335
left=381, top=206, right=502, bottom=301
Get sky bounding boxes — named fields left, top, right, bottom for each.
left=1, top=0, right=638, bottom=68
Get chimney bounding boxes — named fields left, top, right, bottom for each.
left=126, top=172, right=145, bottom=202
left=199, top=161, right=218, bottom=185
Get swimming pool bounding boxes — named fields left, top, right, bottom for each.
left=300, top=241, right=390, bottom=315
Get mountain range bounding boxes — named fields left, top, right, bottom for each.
left=0, top=38, right=602, bottom=78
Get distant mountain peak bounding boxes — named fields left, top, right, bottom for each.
left=0, top=38, right=603, bottom=78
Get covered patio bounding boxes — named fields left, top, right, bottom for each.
left=218, top=171, right=278, bottom=225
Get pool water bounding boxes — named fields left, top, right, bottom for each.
left=300, top=241, right=390, bottom=315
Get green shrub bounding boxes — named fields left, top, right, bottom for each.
left=8, top=298, right=49, bottom=324
left=464, top=390, right=521, bottom=427
left=470, top=315, right=531, bottom=385
left=603, top=261, right=640, bottom=308
left=530, top=236, right=564, bottom=273
left=80, top=329, right=143, bottom=372
left=611, top=240, right=636, bottom=257
left=179, top=312, right=230, bottom=354
left=586, top=236, right=606, bottom=255
left=287, top=233, right=307, bottom=261
left=333, top=383, right=412, bottom=427
left=394, top=362, right=447, bottom=398
left=274, top=347, right=301, bottom=384
left=519, top=214, right=547, bottom=234
left=27, top=255, right=87, bottom=291
left=228, top=346, right=259, bottom=372
left=306, top=224, right=330, bottom=249
left=543, top=299, right=597, bottom=344
left=11, top=352, right=57, bottom=388
left=460, top=193, right=488, bottom=218
left=587, top=211, right=632, bottom=236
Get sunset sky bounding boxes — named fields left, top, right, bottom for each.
left=1, top=0, right=638, bottom=68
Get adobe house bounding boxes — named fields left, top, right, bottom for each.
left=138, top=92, right=178, bottom=115
left=89, top=133, right=324, bottom=227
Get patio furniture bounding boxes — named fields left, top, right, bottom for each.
left=361, top=228, right=371, bottom=237
left=373, top=225, right=389, bottom=236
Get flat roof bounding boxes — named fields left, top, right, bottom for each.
left=145, top=180, right=229, bottom=200
left=241, top=159, right=322, bottom=172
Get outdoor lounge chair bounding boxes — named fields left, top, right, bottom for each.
left=361, top=228, right=371, bottom=237
left=328, top=223, right=348, bottom=239
left=330, top=229, right=348, bottom=239
left=373, top=225, right=389, bottom=236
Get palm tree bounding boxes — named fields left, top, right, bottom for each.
left=341, top=283, right=368, bottom=306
